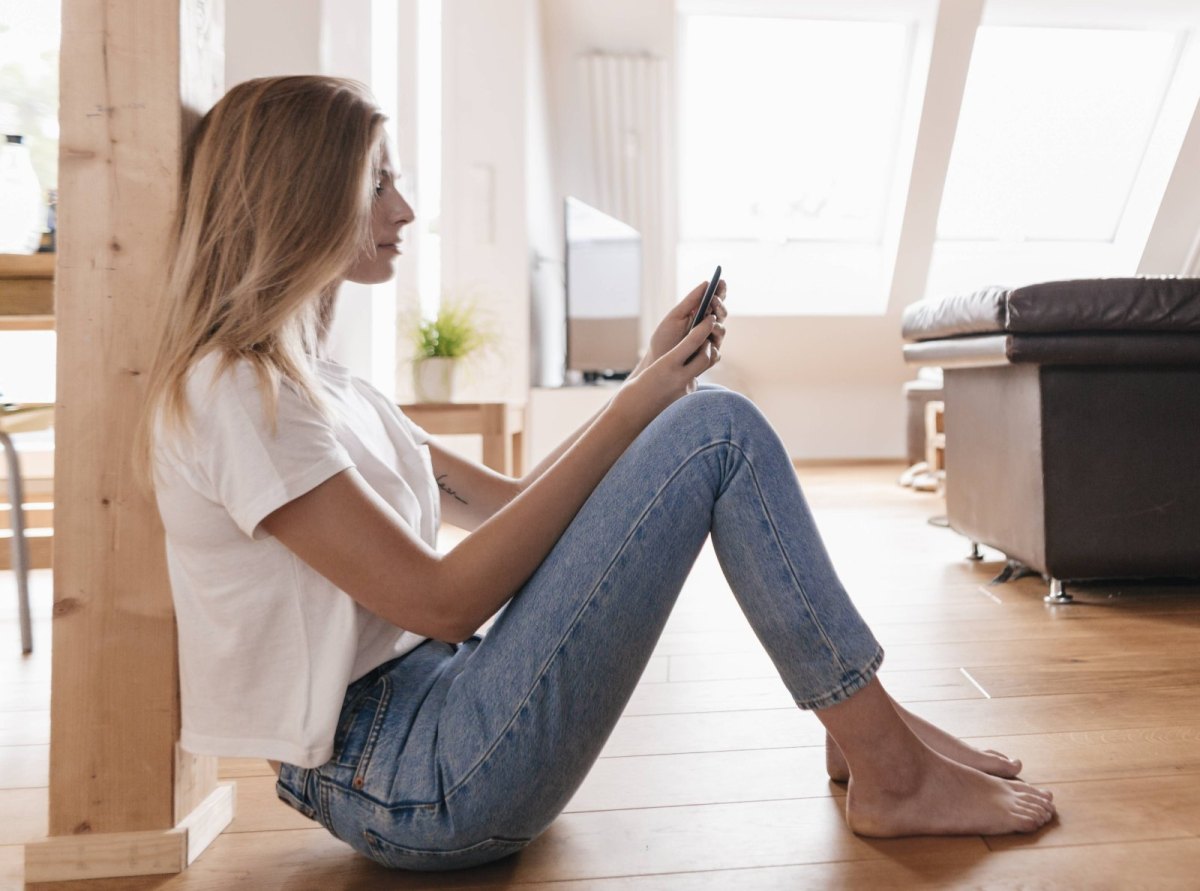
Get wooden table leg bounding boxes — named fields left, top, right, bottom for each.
left=480, top=404, right=512, bottom=474
left=511, top=430, right=524, bottom=477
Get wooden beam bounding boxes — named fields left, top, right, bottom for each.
left=883, top=0, right=985, bottom=311
left=24, top=0, right=228, bottom=881
left=1138, top=59, right=1200, bottom=274
left=24, top=782, right=235, bottom=883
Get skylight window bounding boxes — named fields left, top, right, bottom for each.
left=681, top=16, right=910, bottom=244
left=677, top=11, right=916, bottom=315
left=937, top=26, right=1180, bottom=244
left=924, top=22, right=1191, bottom=299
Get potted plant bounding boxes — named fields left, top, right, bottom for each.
left=411, top=301, right=491, bottom=402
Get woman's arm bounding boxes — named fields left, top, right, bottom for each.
left=427, top=439, right=520, bottom=532
left=261, top=317, right=722, bottom=643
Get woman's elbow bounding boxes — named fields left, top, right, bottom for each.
left=403, top=571, right=483, bottom=644
left=434, top=622, right=479, bottom=645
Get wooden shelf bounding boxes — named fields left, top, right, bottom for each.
left=0, top=252, right=55, bottom=327
left=0, top=252, right=55, bottom=277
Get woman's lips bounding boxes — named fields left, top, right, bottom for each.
left=377, top=243, right=402, bottom=254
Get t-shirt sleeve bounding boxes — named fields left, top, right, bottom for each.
left=400, top=413, right=431, bottom=445
left=186, top=361, right=354, bottom=539
left=354, top=377, right=431, bottom=445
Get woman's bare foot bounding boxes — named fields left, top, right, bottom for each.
left=825, top=702, right=1021, bottom=783
left=846, top=747, right=1055, bottom=837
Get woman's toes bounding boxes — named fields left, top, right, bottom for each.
left=1014, top=811, right=1044, bottom=832
left=1012, top=781, right=1052, bottom=800
left=984, top=750, right=1022, bottom=775
left=1018, top=798, right=1050, bottom=820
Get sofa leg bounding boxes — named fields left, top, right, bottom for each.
left=967, top=541, right=984, bottom=561
left=1044, top=578, right=1073, bottom=605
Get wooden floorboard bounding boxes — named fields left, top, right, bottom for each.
left=7, top=463, right=1200, bottom=889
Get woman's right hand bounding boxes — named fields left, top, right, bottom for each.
left=613, top=315, right=722, bottom=430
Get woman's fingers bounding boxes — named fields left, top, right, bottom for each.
left=671, top=314, right=715, bottom=356
left=679, top=317, right=721, bottom=373
left=672, top=280, right=708, bottom=318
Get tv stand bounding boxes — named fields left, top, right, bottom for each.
left=582, top=370, right=630, bottom=384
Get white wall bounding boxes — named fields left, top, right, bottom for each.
left=225, top=0, right=322, bottom=82
left=438, top=0, right=540, bottom=403
left=526, top=0, right=565, bottom=388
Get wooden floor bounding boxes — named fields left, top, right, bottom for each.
left=4, top=464, right=1200, bottom=889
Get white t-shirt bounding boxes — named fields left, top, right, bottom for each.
left=153, top=352, right=437, bottom=768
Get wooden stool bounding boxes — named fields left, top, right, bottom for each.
left=1, top=402, right=53, bottom=654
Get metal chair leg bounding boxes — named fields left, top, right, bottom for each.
left=1044, top=578, right=1073, bottom=605
left=1, top=430, right=33, bottom=653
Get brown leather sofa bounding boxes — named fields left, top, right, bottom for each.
left=901, top=278, right=1200, bottom=602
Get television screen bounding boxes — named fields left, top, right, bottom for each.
left=564, top=197, right=641, bottom=378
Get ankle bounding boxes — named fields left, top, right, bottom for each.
left=848, top=737, right=932, bottom=796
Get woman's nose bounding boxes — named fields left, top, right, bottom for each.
left=395, top=191, right=415, bottom=225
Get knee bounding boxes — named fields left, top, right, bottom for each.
left=690, top=386, right=760, bottom=422
left=683, top=387, right=774, bottom=442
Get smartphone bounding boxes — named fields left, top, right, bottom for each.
left=689, top=265, right=722, bottom=329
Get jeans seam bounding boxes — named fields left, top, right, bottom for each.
left=351, top=676, right=393, bottom=791
left=725, top=440, right=857, bottom=678
left=442, top=439, right=728, bottom=800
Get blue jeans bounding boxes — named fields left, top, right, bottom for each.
left=276, top=388, right=883, bottom=870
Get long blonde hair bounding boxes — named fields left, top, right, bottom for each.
left=139, top=76, right=385, bottom=478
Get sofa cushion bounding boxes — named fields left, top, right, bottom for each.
left=902, top=277, right=1200, bottom=342
left=904, top=332, right=1200, bottom=368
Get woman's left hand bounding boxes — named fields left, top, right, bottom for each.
left=633, top=278, right=727, bottom=376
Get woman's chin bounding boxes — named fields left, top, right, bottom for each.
left=343, top=262, right=398, bottom=286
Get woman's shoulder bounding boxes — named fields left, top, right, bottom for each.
left=186, top=350, right=256, bottom=393
left=184, top=351, right=297, bottom=415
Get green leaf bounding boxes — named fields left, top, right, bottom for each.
left=414, top=301, right=491, bottom=359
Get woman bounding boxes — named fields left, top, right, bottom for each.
left=142, top=76, right=1054, bottom=872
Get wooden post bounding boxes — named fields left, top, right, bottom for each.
left=23, top=1, right=233, bottom=883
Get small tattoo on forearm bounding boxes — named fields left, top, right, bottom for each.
left=436, top=474, right=468, bottom=504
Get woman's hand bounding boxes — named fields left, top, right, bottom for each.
left=614, top=315, right=722, bottom=430
left=633, top=279, right=728, bottom=377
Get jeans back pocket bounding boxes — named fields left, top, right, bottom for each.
left=332, top=674, right=393, bottom=790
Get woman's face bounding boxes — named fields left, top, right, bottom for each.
left=344, top=142, right=415, bottom=285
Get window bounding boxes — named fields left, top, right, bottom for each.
left=677, top=6, right=919, bottom=314
left=927, top=23, right=1188, bottom=298
left=1, top=0, right=59, bottom=405
left=0, top=1, right=58, bottom=199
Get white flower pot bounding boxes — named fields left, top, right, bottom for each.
left=413, top=357, right=461, bottom=402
